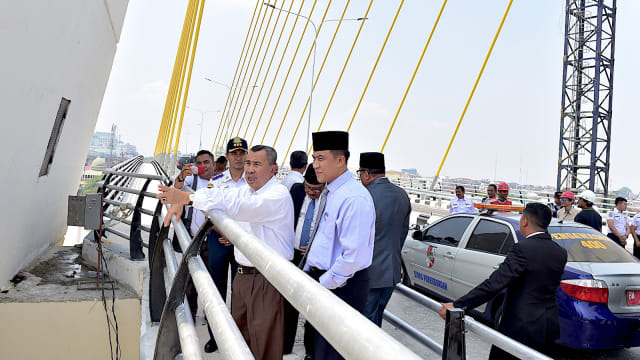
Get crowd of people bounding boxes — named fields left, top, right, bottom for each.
left=156, top=131, right=638, bottom=360
left=158, top=131, right=410, bottom=360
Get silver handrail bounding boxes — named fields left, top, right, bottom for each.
left=166, top=206, right=254, bottom=360
left=394, top=285, right=552, bottom=360
left=197, top=208, right=422, bottom=360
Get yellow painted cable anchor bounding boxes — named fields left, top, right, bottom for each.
left=433, top=0, right=513, bottom=176
left=380, top=0, right=447, bottom=153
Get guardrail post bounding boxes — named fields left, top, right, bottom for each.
left=442, top=308, right=465, bottom=360
left=148, top=200, right=165, bottom=269
left=153, top=219, right=213, bottom=360
left=149, top=221, right=170, bottom=322
left=129, top=178, right=152, bottom=261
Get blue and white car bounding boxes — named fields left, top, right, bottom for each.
left=401, top=213, right=640, bottom=349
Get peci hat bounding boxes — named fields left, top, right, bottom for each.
left=312, top=131, right=348, bottom=151
left=227, top=137, right=248, bottom=153
left=304, top=166, right=320, bottom=185
left=359, top=152, right=385, bottom=171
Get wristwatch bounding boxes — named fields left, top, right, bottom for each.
left=176, top=176, right=184, bottom=182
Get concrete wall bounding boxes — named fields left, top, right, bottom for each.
left=0, top=1, right=129, bottom=288
left=0, top=299, right=140, bottom=359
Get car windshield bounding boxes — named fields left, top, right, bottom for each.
left=548, top=226, right=639, bottom=263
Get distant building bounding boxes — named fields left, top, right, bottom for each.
left=86, top=128, right=138, bottom=167
left=401, top=168, right=419, bottom=176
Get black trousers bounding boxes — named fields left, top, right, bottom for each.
left=309, top=267, right=369, bottom=360
left=283, top=250, right=315, bottom=355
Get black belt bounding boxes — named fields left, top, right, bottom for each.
left=237, top=266, right=259, bottom=275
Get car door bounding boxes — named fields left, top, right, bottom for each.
left=450, top=218, right=516, bottom=310
left=403, top=216, right=474, bottom=297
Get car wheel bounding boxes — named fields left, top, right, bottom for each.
left=401, top=262, right=411, bottom=286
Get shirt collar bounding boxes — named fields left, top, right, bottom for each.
left=253, top=175, right=278, bottom=195
left=223, top=169, right=245, bottom=183
left=526, top=231, right=545, bottom=238
left=327, top=169, right=352, bottom=193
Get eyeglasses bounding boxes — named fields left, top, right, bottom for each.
left=356, top=169, right=368, bottom=176
left=304, top=184, right=323, bottom=193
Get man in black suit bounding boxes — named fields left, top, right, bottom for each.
left=284, top=166, right=324, bottom=357
left=358, top=152, right=411, bottom=327
left=439, top=203, right=567, bottom=359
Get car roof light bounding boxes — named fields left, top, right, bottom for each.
left=561, top=279, right=609, bottom=304
left=473, top=203, right=524, bottom=212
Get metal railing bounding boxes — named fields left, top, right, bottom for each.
left=391, top=284, right=553, bottom=360
left=94, top=158, right=559, bottom=359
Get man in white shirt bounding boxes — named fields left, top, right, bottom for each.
left=201, top=137, right=248, bottom=353
left=174, top=149, right=217, bottom=236
left=280, top=150, right=308, bottom=190
left=607, top=197, right=630, bottom=247
left=449, top=185, right=478, bottom=214
left=304, top=131, right=375, bottom=360
left=159, top=145, right=295, bottom=360
left=629, top=213, right=640, bottom=258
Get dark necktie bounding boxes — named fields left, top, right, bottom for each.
left=299, top=199, right=315, bottom=248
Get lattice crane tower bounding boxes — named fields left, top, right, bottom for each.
left=557, top=0, right=616, bottom=196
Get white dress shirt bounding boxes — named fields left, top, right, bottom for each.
left=191, top=176, right=295, bottom=266
left=181, top=175, right=216, bottom=235
left=449, top=196, right=478, bottom=214
left=280, top=170, right=304, bottom=190
left=607, top=208, right=629, bottom=235
left=295, top=195, right=320, bottom=250
left=305, top=170, right=376, bottom=290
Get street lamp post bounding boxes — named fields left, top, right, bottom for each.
left=264, top=2, right=366, bottom=150
left=186, top=105, right=221, bottom=150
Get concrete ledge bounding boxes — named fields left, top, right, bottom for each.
left=82, top=234, right=147, bottom=298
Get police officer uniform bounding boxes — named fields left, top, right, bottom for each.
left=450, top=196, right=477, bottom=214
left=606, top=208, right=629, bottom=246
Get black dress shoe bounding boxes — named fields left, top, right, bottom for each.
left=204, top=338, right=218, bottom=353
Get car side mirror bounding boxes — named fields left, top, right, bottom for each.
left=412, top=230, right=422, bottom=240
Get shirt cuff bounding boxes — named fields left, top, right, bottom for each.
left=319, top=270, right=349, bottom=290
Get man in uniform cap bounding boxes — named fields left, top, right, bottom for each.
left=303, top=131, right=375, bottom=360
left=358, top=152, right=411, bottom=327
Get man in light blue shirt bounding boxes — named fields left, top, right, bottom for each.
left=304, top=131, right=375, bottom=360
left=449, top=185, right=478, bottom=214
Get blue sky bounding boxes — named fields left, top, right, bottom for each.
left=96, top=0, right=638, bottom=191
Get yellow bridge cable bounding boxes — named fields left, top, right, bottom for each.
left=241, top=0, right=297, bottom=139
left=155, top=0, right=196, bottom=155
left=280, top=0, right=351, bottom=166
left=347, top=0, right=405, bottom=132
left=248, top=1, right=307, bottom=145
left=257, top=1, right=320, bottom=144
left=270, top=0, right=334, bottom=148
left=213, top=2, right=264, bottom=152
left=380, top=0, right=447, bottom=153
left=167, top=0, right=199, bottom=155
left=164, top=0, right=198, bottom=155
left=172, top=0, right=206, bottom=155
left=218, top=4, right=268, bottom=150
left=211, top=0, right=260, bottom=154
left=433, top=0, right=513, bottom=176
left=307, top=0, right=374, bottom=154
left=225, top=4, right=272, bottom=141
left=230, top=1, right=279, bottom=138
